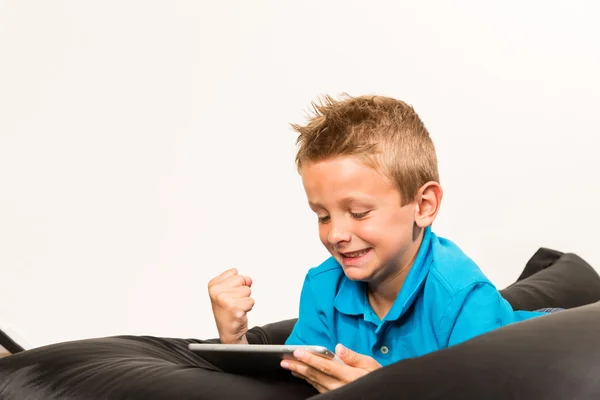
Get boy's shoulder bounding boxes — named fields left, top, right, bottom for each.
left=427, top=232, right=495, bottom=297
left=301, top=256, right=346, bottom=303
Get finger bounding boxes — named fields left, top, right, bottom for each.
left=307, top=378, right=327, bottom=394
left=210, top=275, right=248, bottom=297
left=208, top=268, right=238, bottom=287
left=336, top=344, right=381, bottom=371
left=290, top=371, right=324, bottom=393
left=314, top=381, right=328, bottom=393
left=336, top=343, right=357, bottom=366
left=283, top=360, right=338, bottom=392
left=214, top=290, right=253, bottom=312
left=220, top=286, right=252, bottom=299
left=293, top=348, right=343, bottom=379
left=223, top=299, right=254, bottom=321
left=234, top=296, right=255, bottom=312
left=220, top=274, right=249, bottom=289
left=243, top=275, right=253, bottom=287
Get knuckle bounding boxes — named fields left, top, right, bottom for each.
left=214, top=292, right=228, bottom=303
left=215, top=292, right=235, bottom=308
left=226, top=298, right=238, bottom=310
left=318, top=364, right=331, bottom=375
left=240, top=298, right=254, bottom=312
left=208, top=286, right=218, bottom=298
left=305, top=369, right=317, bottom=381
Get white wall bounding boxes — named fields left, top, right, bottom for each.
left=1, top=0, right=599, bottom=350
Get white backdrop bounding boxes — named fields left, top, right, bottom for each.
left=1, top=0, right=599, bottom=350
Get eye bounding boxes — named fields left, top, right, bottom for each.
left=318, top=215, right=331, bottom=224
left=350, top=211, right=371, bottom=219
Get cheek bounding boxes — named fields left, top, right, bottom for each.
left=352, top=220, right=380, bottom=244
left=356, top=218, right=409, bottom=254
left=318, top=225, right=330, bottom=246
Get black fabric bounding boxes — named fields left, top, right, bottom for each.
left=501, top=250, right=600, bottom=311
left=1, top=247, right=599, bottom=400
left=0, top=329, right=24, bottom=355
left=312, top=301, right=600, bottom=400
left=0, top=336, right=317, bottom=400
left=515, top=247, right=565, bottom=281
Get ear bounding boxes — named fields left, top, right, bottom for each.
left=414, top=181, right=443, bottom=228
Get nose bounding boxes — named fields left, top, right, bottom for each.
left=327, top=219, right=351, bottom=245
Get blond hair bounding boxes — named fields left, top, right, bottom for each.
left=292, top=94, right=439, bottom=204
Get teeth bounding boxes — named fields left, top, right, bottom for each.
left=343, top=249, right=369, bottom=258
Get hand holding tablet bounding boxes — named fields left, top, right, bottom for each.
left=188, top=344, right=343, bottom=376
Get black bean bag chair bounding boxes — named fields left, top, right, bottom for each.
left=1, top=248, right=599, bottom=400
left=0, top=329, right=24, bottom=356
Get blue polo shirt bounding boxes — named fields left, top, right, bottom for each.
left=285, top=227, right=545, bottom=366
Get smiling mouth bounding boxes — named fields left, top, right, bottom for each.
left=341, top=249, right=370, bottom=258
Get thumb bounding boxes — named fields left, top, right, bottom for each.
left=335, top=344, right=380, bottom=370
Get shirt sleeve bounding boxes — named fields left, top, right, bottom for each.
left=284, top=273, right=332, bottom=349
left=440, top=282, right=543, bottom=348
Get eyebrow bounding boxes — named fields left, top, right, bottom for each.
left=308, top=196, right=372, bottom=209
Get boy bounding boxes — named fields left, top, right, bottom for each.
left=208, top=94, right=546, bottom=393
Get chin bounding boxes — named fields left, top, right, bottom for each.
left=341, top=266, right=374, bottom=282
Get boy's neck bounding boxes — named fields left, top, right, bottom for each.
left=367, top=266, right=411, bottom=319
left=367, top=229, right=424, bottom=319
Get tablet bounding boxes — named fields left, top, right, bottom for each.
left=188, top=344, right=339, bottom=376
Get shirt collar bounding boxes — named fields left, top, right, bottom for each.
left=333, top=277, right=367, bottom=316
left=333, top=226, right=434, bottom=322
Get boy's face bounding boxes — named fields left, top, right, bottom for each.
left=301, top=155, right=422, bottom=284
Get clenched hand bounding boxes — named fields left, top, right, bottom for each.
left=208, top=268, right=255, bottom=344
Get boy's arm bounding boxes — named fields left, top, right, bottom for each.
left=285, top=274, right=332, bottom=348
left=440, top=282, right=543, bottom=348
